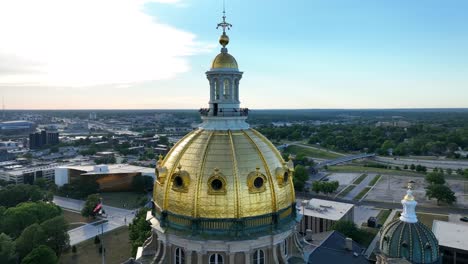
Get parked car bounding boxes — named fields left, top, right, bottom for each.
left=460, top=216, right=468, bottom=222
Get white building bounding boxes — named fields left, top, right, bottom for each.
left=298, top=198, right=354, bottom=234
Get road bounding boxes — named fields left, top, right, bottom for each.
left=374, top=156, right=468, bottom=170
left=53, top=196, right=137, bottom=246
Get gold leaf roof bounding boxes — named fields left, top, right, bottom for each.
left=211, top=52, right=238, bottom=69
left=153, top=128, right=295, bottom=219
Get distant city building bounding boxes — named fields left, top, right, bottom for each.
left=0, top=120, right=35, bottom=134
left=0, top=164, right=57, bottom=184
left=298, top=199, right=354, bottom=234
left=375, top=121, right=411, bottom=128
left=89, top=112, right=97, bottom=120
left=55, top=164, right=155, bottom=191
left=0, top=149, right=15, bottom=162
left=432, top=220, right=468, bottom=264
left=29, top=130, right=59, bottom=149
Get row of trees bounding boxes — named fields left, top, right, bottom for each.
left=311, top=181, right=339, bottom=195
left=258, top=123, right=468, bottom=157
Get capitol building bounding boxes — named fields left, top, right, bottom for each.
left=133, top=11, right=303, bottom=264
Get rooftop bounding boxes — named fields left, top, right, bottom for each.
left=299, top=198, right=354, bottom=221
left=307, top=231, right=368, bottom=264
left=60, top=164, right=154, bottom=176
left=432, top=220, right=468, bottom=251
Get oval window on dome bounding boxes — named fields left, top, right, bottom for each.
left=174, top=176, right=183, bottom=187
left=283, top=171, right=289, bottom=183
left=211, top=179, right=223, bottom=190
left=254, top=177, right=264, bottom=188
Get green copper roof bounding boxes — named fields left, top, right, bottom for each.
left=379, top=219, right=440, bottom=264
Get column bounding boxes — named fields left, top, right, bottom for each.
left=229, top=252, right=235, bottom=264
left=186, top=250, right=192, bottom=264
left=244, top=251, right=251, bottom=263
left=197, top=252, right=203, bottom=264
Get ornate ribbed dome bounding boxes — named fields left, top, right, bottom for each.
left=153, top=128, right=295, bottom=219
left=379, top=220, right=440, bottom=264
left=379, top=182, right=440, bottom=264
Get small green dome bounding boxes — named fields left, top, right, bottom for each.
left=379, top=219, right=440, bottom=264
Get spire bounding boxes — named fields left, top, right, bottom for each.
left=399, top=180, right=418, bottom=223
left=216, top=2, right=232, bottom=51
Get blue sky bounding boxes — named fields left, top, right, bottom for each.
left=1, top=0, right=467, bottom=109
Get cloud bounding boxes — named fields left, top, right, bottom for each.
left=0, top=0, right=207, bottom=87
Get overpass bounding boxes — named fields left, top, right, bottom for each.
left=315, top=153, right=376, bottom=169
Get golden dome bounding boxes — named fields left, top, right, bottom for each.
left=153, top=128, right=295, bottom=219
left=211, top=52, right=238, bottom=69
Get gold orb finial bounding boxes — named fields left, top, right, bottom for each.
left=219, top=33, right=229, bottom=47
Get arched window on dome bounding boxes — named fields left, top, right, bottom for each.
left=282, top=240, right=288, bottom=256
left=214, top=79, right=220, bottom=100
left=253, top=249, right=265, bottom=264
left=223, top=79, right=230, bottom=99
left=209, top=253, right=223, bottom=264
left=174, top=247, right=185, bottom=264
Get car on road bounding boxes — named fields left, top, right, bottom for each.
left=460, top=216, right=468, bottom=222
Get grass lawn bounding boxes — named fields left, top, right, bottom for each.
left=376, top=209, right=392, bottom=225
left=368, top=175, right=382, bottom=186
left=327, top=165, right=425, bottom=177
left=353, top=174, right=368, bottom=184
left=60, top=227, right=131, bottom=264
left=392, top=212, right=449, bottom=228
left=99, top=192, right=147, bottom=209
left=63, top=210, right=93, bottom=230
left=354, top=187, right=371, bottom=201
left=337, top=185, right=356, bottom=198
left=285, top=145, right=342, bottom=160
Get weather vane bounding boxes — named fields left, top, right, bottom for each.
left=216, top=0, right=232, bottom=33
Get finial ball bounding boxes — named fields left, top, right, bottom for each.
left=219, top=33, right=229, bottom=47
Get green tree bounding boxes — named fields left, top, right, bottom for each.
left=40, top=216, right=69, bottom=255
left=403, top=164, right=408, bottom=170
left=0, top=233, right=16, bottom=264
left=21, top=245, right=57, bottom=264
left=81, top=194, right=101, bottom=218
left=425, top=172, right=445, bottom=185
left=426, top=184, right=456, bottom=205
left=0, top=184, right=44, bottom=208
left=446, top=168, right=453, bottom=175
left=410, top=164, right=416, bottom=171
left=293, top=165, right=308, bottom=191
left=331, top=220, right=359, bottom=239
left=1, top=202, right=62, bottom=238
left=129, top=209, right=151, bottom=257
left=15, top=224, right=47, bottom=259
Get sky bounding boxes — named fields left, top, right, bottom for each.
left=1, top=0, right=467, bottom=109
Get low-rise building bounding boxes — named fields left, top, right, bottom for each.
left=55, top=164, right=155, bottom=191
left=298, top=198, right=354, bottom=234
left=432, top=220, right=468, bottom=264
left=0, top=164, right=58, bottom=184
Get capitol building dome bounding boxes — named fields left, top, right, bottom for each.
left=136, top=10, right=303, bottom=264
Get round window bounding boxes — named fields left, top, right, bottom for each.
left=254, top=177, right=264, bottom=188
left=283, top=171, right=289, bottom=182
left=211, top=179, right=223, bottom=190
left=173, top=175, right=183, bottom=187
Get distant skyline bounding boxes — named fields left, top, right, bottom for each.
left=1, top=0, right=468, bottom=109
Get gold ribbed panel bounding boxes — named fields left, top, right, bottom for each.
left=153, top=128, right=295, bottom=219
